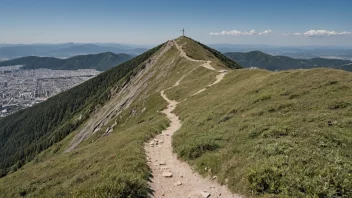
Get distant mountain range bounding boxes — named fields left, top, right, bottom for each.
left=0, top=52, right=133, bottom=71
left=210, top=44, right=352, bottom=60
left=2, top=43, right=352, bottom=61
left=225, top=51, right=352, bottom=71
left=0, top=43, right=148, bottom=59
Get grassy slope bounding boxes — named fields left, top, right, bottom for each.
left=169, top=68, right=352, bottom=197
left=0, top=45, right=161, bottom=177
left=176, top=36, right=241, bottom=70
left=0, top=93, right=168, bottom=198
left=1, top=37, right=351, bottom=198
left=0, top=42, right=205, bottom=197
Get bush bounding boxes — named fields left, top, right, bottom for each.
left=178, top=138, right=221, bottom=160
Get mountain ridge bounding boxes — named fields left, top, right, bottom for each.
left=0, top=52, right=133, bottom=71
left=225, top=50, right=352, bottom=71
left=0, top=44, right=148, bottom=59
left=0, top=37, right=351, bottom=198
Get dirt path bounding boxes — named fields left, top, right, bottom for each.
left=173, top=40, right=216, bottom=71
left=145, top=88, right=240, bottom=198
left=145, top=41, right=241, bottom=197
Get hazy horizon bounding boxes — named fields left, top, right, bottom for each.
left=0, top=41, right=352, bottom=48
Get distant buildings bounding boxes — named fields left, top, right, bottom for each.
left=0, top=66, right=101, bottom=117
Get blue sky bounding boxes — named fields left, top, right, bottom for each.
left=0, top=0, right=352, bottom=46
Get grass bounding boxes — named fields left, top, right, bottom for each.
left=0, top=92, right=168, bottom=198
left=1, top=37, right=351, bottom=197
left=168, top=68, right=352, bottom=197
left=175, top=37, right=230, bottom=70
left=0, top=39, right=201, bottom=197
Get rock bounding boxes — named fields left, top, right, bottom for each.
left=174, top=181, right=182, bottom=186
left=159, top=161, right=166, bottom=165
left=212, top=176, right=217, bottom=180
left=162, top=171, right=173, bottom=177
left=160, top=166, right=168, bottom=170
left=159, top=139, right=164, bottom=143
left=201, top=191, right=211, bottom=198
left=225, top=178, right=229, bottom=183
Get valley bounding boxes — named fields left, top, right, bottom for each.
left=0, top=67, right=100, bottom=117
left=0, top=52, right=133, bottom=117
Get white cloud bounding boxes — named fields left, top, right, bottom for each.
left=210, top=29, right=272, bottom=36
left=258, top=30, right=272, bottom=35
left=283, top=30, right=352, bottom=37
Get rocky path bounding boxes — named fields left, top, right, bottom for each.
left=145, top=40, right=240, bottom=197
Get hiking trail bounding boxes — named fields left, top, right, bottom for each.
left=145, top=40, right=240, bottom=198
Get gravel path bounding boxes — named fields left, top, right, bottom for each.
left=145, top=40, right=242, bottom=197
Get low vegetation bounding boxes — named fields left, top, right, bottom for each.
left=169, top=68, right=352, bottom=197
left=177, top=36, right=241, bottom=69
left=0, top=92, right=168, bottom=197
left=1, top=37, right=351, bottom=198
left=0, top=39, right=202, bottom=197
left=0, top=44, right=163, bottom=177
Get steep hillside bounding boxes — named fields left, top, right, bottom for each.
left=0, top=45, right=162, bottom=178
left=225, top=51, right=352, bottom=71
left=0, top=37, right=239, bottom=197
left=0, top=37, right=351, bottom=198
left=0, top=52, right=133, bottom=71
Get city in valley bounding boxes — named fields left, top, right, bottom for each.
left=0, top=65, right=101, bottom=117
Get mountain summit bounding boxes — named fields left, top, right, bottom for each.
left=0, top=37, right=351, bottom=198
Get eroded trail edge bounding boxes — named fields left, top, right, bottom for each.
left=145, top=40, right=241, bottom=197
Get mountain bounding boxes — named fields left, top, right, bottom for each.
left=0, top=52, right=133, bottom=71
left=0, top=43, right=148, bottom=59
left=0, top=45, right=59, bottom=58
left=49, top=44, right=147, bottom=57
left=225, top=51, right=352, bottom=71
left=210, top=44, right=352, bottom=60
left=0, top=37, right=351, bottom=198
